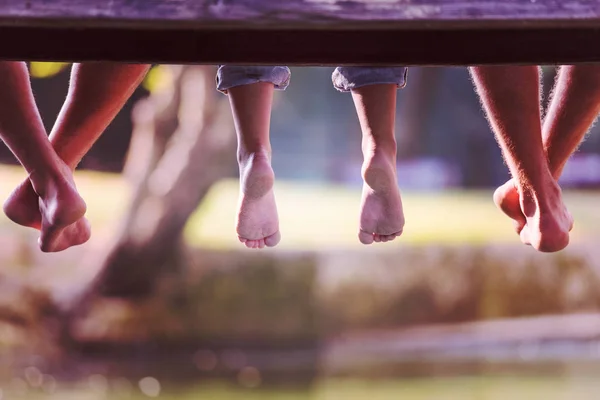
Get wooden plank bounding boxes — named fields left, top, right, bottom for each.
left=5, top=0, right=600, bottom=26
left=0, top=0, right=600, bottom=64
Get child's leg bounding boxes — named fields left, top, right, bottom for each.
left=470, top=66, right=572, bottom=252
left=332, top=67, right=406, bottom=244
left=4, top=62, right=150, bottom=230
left=495, top=65, right=600, bottom=234
left=0, top=62, right=88, bottom=251
left=217, top=65, right=290, bottom=249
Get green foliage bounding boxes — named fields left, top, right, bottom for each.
left=29, top=62, right=69, bottom=78
left=142, top=65, right=171, bottom=93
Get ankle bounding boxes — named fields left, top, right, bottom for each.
left=362, top=136, right=396, bottom=160
left=28, top=169, right=57, bottom=197
left=30, top=163, right=75, bottom=196
left=362, top=145, right=397, bottom=172
left=237, top=148, right=271, bottom=167
left=519, top=177, right=562, bottom=217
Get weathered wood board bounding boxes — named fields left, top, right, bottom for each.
left=0, top=0, right=599, bottom=64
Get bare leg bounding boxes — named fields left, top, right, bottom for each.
left=0, top=62, right=87, bottom=251
left=351, top=84, right=404, bottom=244
left=228, top=82, right=280, bottom=249
left=470, top=66, right=572, bottom=252
left=495, top=65, right=600, bottom=232
left=4, top=62, right=150, bottom=231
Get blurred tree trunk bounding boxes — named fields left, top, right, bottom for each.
left=88, top=65, right=236, bottom=299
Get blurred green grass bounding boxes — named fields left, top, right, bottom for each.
left=316, top=377, right=600, bottom=400
left=186, top=180, right=600, bottom=250
left=0, top=166, right=598, bottom=250
left=10, top=376, right=600, bottom=400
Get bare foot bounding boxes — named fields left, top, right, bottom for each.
left=4, top=179, right=41, bottom=229
left=39, top=218, right=92, bottom=252
left=493, top=179, right=527, bottom=234
left=27, top=164, right=90, bottom=252
left=236, top=152, right=280, bottom=249
left=495, top=178, right=573, bottom=252
left=358, top=152, right=404, bottom=244
left=518, top=181, right=573, bottom=252
left=4, top=177, right=91, bottom=252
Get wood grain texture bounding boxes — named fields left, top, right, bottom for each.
left=4, top=0, right=600, bottom=26
left=0, top=0, right=599, bottom=64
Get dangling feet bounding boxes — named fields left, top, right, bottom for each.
left=358, top=150, right=405, bottom=245
left=39, top=216, right=91, bottom=253
left=236, top=151, right=280, bottom=249
left=4, top=179, right=42, bottom=229
left=494, top=177, right=573, bottom=252
left=5, top=160, right=91, bottom=252
left=493, top=179, right=527, bottom=234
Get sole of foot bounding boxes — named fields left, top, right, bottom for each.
left=39, top=217, right=92, bottom=253
left=520, top=209, right=573, bottom=253
left=4, top=179, right=42, bottom=229
left=358, top=153, right=405, bottom=245
left=493, top=180, right=527, bottom=234
left=236, top=153, right=281, bottom=249
left=519, top=181, right=573, bottom=253
left=32, top=164, right=90, bottom=252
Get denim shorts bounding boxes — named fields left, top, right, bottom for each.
left=216, top=66, right=408, bottom=94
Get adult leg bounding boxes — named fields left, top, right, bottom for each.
left=470, top=66, right=572, bottom=252
left=0, top=62, right=87, bottom=251
left=495, top=65, right=600, bottom=232
left=333, top=67, right=407, bottom=244
left=217, top=66, right=290, bottom=249
left=4, top=62, right=150, bottom=229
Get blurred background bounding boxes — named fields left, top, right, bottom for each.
left=1, top=64, right=600, bottom=399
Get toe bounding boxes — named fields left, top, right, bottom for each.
left=373, top=235, right=381, bottom=243
left=513, top=219, right=526, bottom=235
left=38, top=234, right=57, bottom=253
left=79, top=218, right=92, bottom=244
left=568, top=213, right=574, bottom=232
left=265, top=231, right=281, bottom=247
left=37, top=236, right=46, bottom=252
left=494, top=181, right=526, bottom=233
left=358, top=230, right=374, bottom=245
left=519, top=227, right=532, bottom=247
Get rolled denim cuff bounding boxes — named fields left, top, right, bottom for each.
left=216, top=65, right=291, bottom=94
left=332, top=67, right=408, bottom=92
